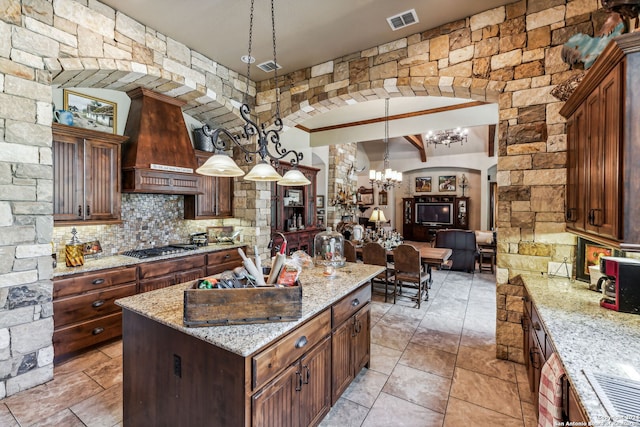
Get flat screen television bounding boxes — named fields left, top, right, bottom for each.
left=415, top=202, right=454, bottom=225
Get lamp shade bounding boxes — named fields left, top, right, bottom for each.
left=196, top=154, right=245, bottom=177
left=369, top=208, right=387, bottom=222
left=277, top=168, right=311, bottom=186
left=244, top=161, right=283, bottom=181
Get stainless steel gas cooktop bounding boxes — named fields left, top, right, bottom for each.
left=122, top=245, right=197, bottom=259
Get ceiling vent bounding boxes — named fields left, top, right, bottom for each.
left=387, top=9, right=419, bottom=31
left=257, top=60, right=282, bottom=73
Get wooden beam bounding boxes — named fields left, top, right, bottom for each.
left=488, top=124, right=496, bottom=157
left=404, top=134, right=427, bottom=162
left=295, top=100, right=487, bottom=133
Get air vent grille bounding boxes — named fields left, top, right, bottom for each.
left=387, top=9, right=419, bottom=31
left=257, top=60, right=282, bottom=73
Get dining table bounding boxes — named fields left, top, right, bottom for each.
left=355, top=240, right=452, bottom=286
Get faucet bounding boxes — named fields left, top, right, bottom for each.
left=268, top=232, right=287, bottom=253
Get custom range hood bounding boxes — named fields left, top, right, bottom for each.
left=122, top=87, right=200, bottom=195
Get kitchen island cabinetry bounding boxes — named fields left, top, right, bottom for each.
left=116, top=264, right=383, bottom=427
left=53, top=123, right=128, bottom=224
left=53, top=265, right=137, bottom=363
left=184, top=150, right=234, bottom=219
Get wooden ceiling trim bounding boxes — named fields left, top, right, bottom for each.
left=404, top=134, right=427, bottom=162
left=294, top=100, right=487, bottom=133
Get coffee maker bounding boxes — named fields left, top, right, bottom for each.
left=598, top=257, right=640, bottom=314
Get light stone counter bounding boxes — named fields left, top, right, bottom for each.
left=116, top=263, right=384, bottom=357
left=522, top=274, right=640, bottom=422
left=53, top=243, right=246, bottom=277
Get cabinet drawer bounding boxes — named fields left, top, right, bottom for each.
left=139, top=274, right=176, bottom=293
left=206, top=248, right=243, bottom=266
left=332, top=284, right=371, bottom=327
left=252, top=309, right=331, bottom=391
left=54, top=283, right=136, bottom=328
left=530, top=302, right=546, bottom=353
left=54, top=266, right=137, bottom=298
left=139, top=254, right=206, bottom=279
left=53, top=311, right=122, bottom=361
left=176, top=267, right=205, bottom=284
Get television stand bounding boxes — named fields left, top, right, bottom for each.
left=402, top=196, right=469, bottom=242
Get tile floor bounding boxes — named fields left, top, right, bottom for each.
left=0, top=268, right=538, bottom=427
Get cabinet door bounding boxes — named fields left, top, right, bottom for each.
left=84, top=138, right=120, bottom=220
left=53, top=134, right=84, bottom=221
left=597, top=66, right=622, bottom=239
left=565, top=109, right=584, bottom=230
left=252, top=364, right=298, bottom=427
left=331, top=318, right=353, bottom=404
left=216, top=176, right=233, bottom=217
left=299, top=337, right=331, bottom=427
left=585, top=90, right=602, bottom=235
left=185, top=151, right=234, bottom=219
left=352, top=305, right=370, bottom=374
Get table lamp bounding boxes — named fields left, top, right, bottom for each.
left=369, top=207, right=387, bottom=233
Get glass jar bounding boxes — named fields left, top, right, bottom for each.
left=65, top=227, right=84, bottom=267
left=313, top=227, right=345, bottom=269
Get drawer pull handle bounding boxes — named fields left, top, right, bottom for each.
left=294, top=336, right=308, bottom=349
left=351, top=298, right=360, bottom=307
left=92, top=327, right=104, bottom=335
left=92, top=278, right=105, bottom=285
left=224, top=254, right=230, bottom=259
left=92, top=300, right=105, bottom=308
left=533, top=322, right=541, bottom=331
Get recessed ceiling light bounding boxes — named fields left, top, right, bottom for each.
left=241, top=55, right=255, bottom=64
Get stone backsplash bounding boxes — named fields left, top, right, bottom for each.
left=52, top=193, right=227, bottom=259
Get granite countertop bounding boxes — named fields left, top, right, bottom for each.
left=115, top=263, right=384, bottom=357
left=53, top=243, right=247, bottom=277
left=522, top=274, right=640, bottom=422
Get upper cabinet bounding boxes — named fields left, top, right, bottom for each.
left=184, top=150, right=234, bottom=219
left=560, top=33, right=640, bottom=251
left=53, top=123, right=128, bottom=224
left=270, top=162, right=319, bottom=233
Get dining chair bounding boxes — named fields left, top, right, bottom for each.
left=392, top=244, right=430, bottom=308
left=362, top=242, right=394, bottom=302
left=343, top=239, right=358, bottom=263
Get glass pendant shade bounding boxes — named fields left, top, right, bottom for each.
left=196, top=154, right=245, bottom=177
left=244, top=161, right=283, bottom=181
left=277, top=168, right=311, bottom=186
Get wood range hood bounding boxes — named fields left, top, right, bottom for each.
left=122, top=87, right=201, bottom=195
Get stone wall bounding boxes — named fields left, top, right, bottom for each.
left=0, top=0, right=256, bottom=397
left=256, top=0, right=604, bottom=363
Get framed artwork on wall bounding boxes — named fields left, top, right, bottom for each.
left=575, top=237, right=622, bottom=282
left=378, top=190, right=388, bottom=206
left=316, top=195, right=325, bottom=209
left=358, top=187, right=373, bottom=205
left=415, top=177, right=431, bottom=192
left=63, top=89, right=117, bottom=134
left=438, top=175, right=456, bottom=192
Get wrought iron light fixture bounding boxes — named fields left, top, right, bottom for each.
left=369, top=98, right=402, bottom=190
left=196, top=0, right=309, bottom=186
left=425, top=127, right=469, bottom=148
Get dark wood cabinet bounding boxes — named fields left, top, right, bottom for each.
left=402, top=195, right=469, bottom=242
left=270, top=162, right=320, bottom=256
left=560, top=33, right=640, bottom=251
left=184, top=150, right=234, bottom=219
left=138, top=253, right=206, bottom=293
left=53, top=123, right=128, bottom=223
left=521, top=288, right=589, bottom=423
left=53, top=265, right=137, bottom=363
left=331, top=284, right=371, bottom=404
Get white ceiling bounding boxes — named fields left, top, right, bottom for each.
left=100, top=0, right=511, bottom=160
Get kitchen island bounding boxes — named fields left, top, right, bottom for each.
left=522, top=274, right=640, bottom=424
left=116, top=262, right=384, bottom=427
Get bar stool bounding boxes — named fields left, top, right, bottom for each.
left=478, top=247, right=495, bottom=273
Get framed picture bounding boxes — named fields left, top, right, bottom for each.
left=378, top=190, right=388, bottom=206
left=285, top=189, right=303, bottom=206
left=316, top=195, right=325, bottom=209
left=415, top=177, right=432, bottom=192
left=63, top=90, right=117, bottom=134
left=575, top=237, right=622, bottom=282
left=438, top=175, right=457, bottom=192
left=358, top=187, right=373, bottom=205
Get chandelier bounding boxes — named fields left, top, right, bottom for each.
left=196, top=0, right=309, bottom=186
left=425, top=127, right=469, bottom=148
left=369, top=98, right=402, bottom=190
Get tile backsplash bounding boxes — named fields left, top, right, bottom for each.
left=52, top=193, right=225, bottom=258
